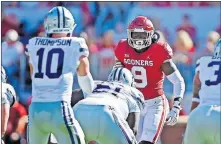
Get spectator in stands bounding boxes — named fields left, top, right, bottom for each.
left=177, top=14, right=197, bottom=44
left=216, top=24, right=221, bottom=34
left=80, top=31, right=99, bottom=79
left=1, top=13, right=20, bottom=37
left=173, top=30, right=195, bottom=64
left=2, top=30, right=24, bottom=87
left=135, top=2, right=153, bottom=7
left=97, top=30, right=116, bottom=80
left=95, top=2, right=130, bottom=36
left=113, top=22, right=127, bottom=44
left=19, top=2, right=40, bottom=8
left=195, top=31, right=220, bottom=60
left=152, top=18, right=170, bottom=42
left=173, top=30, right=195, bottom=90
left=153, top=1, right=171, bottom=7
left=5, top=101, right=28, bottom=144
left=176, top=2, right=212, bottom=7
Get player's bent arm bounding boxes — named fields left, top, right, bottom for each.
left=1, top=102, right=10, bottom=137
left=191, top=71, right=201, bottom=111
left=161, top=59, right=185, bottom=101
left=77, top=56, right=94, bottom=96
left=126, top=112, right=140, bottom=136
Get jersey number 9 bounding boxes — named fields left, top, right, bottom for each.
left=131, top=66, right=147, bottom=88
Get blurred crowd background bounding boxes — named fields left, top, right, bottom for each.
left=1, top=1, right=221, bottom=144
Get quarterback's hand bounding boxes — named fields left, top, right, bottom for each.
left=166, top=99, right=181, bottom=126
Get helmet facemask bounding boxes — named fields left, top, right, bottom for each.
left=127, top=29, right=154, bottom=51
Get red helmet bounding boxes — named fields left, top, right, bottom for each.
left=127, top=16, right=154, bottom=50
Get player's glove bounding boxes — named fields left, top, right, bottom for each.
left=166, top=97, right=182, bottom=126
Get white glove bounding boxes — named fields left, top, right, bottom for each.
left=166, top=99, right=181, bottom=126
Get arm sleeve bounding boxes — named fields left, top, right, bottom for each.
left=166, top=70, right=185, bottom=99
left=78, top=73, right=94, bottom=97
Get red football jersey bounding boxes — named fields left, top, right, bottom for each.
left=115, top=39, right=173, bottom=100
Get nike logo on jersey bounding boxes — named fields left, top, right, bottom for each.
left=124, top=58, right=153, bottom=66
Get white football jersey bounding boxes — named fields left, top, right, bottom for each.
left=26, top=37, right=89, bottom=102
left=78, top=81, right=144, bottom=120
left=195, top=56, right=221, bottom=105
left=1, top=83, right=16, bottom=106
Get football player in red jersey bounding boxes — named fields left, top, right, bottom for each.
left=114, top=16, right=185, bottom=144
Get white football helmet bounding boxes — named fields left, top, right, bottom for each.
left=44, top=6, right=76, bottom=36
left=1, top=66, right=7, bottom=83
left=108, top=67, right=136, bottom=87
left=213, top=38, right=221, bottom=59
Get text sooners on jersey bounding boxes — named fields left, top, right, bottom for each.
left=115, top=39, right=173, bottom=100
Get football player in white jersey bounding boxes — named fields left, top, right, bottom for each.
left=183, top=39, right=221, bottom=144
left=25, top=6, right=94, bottom=144
left=1, top=67, right=16, bottom=144
left=73, top=68, right=144, bottom=144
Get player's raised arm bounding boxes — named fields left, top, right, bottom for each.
left=77, top=38, right=94, bottom=96
left=161, top=59, right=185, bottom=126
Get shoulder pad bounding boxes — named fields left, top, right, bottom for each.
left=195, top=56, right=212, bottom=73
left=75, top=37, right=89, bottom=57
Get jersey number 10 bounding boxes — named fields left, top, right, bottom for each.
left=35, top=48, right=64, bottom=79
